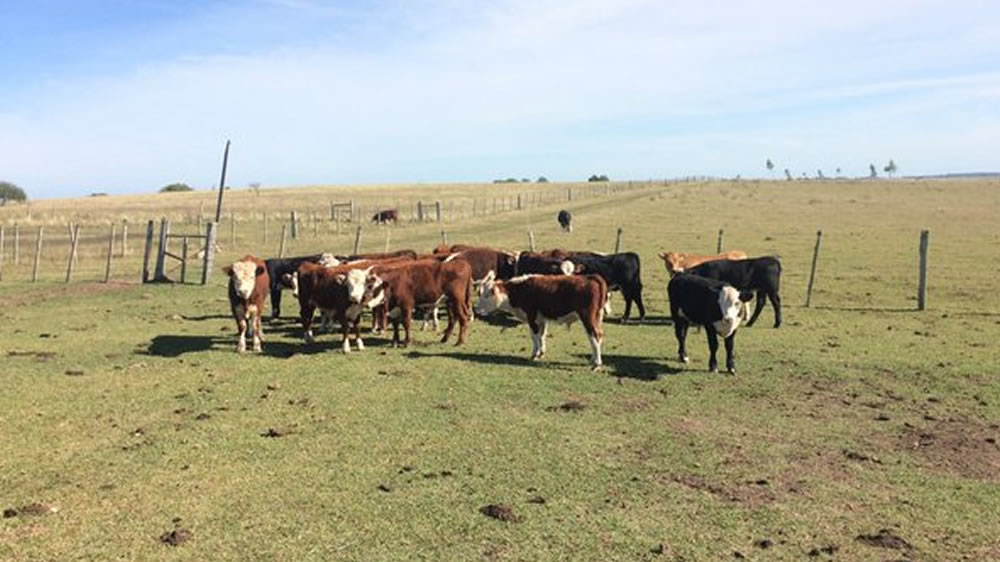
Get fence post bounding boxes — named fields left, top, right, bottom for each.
left=330, top=201, right=336, bottom=220
left=528, top=230, right=536, bottom=252
left=918, top=229, right=930, bottom=311
left=120, top=219, right=128, bottom=257
left=104, top=224, right=116, bottom=283
left=436, top=201, right=442, bottom=222
left=353, top=225, right=363, bottom=254
left=614, top=227, right=623, bottom=253
left=31, top=226, right=43, bottom=282
left=472, top=199, right=477, bottom=217
left=201, top=222, right=217, bottom=285
left=290, top=211, right=298, bottom=239
left=417, top=201, right=424, bottom=222
left=517, top=194, right=522, bottom=210
left=350, top=200, right=356, bottom=222
left=180, top=236, right=188, bottom=284
left=14, top=223, right=19, bottom=265
left=141, top=220, right=154, bottom=283
left=805, top=230, right=822, bottom=307
left=313, top=212, right=319, bottom=237
left=153, top=218, right=170, bottom=282
left=278, top=225, right=287, bottom=258
left=716, top=228, right=724, bottom=253
left=230, top=212, right=236, bottom=247
left=567, top=187, right=572, bottom=201
left=440, top=230, right=448, bottom=245
left=67, top=223, right=79, bottom=266
left=65, top=223, right=81, bottom=282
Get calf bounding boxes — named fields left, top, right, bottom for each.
left=557, top=210, right=573, bottom=232
left=687, top=256, right=782, bottom=328
left=564, top=252, right=645, bottom=323
left=668, top=273, right=754, bottom=374
left=264, top=253, right=324, bottom=319
left=658, top=250, right=748, bottom=276
left=371, top=209, right=399, bottom=224
left=294, top=262, right=384, bottom=353
left=373, top=258, right=473, bottom=347
left=223, top=255, right=270, bottom=353
left=475, top=271, right=607, bottom=369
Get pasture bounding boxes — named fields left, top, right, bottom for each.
left=1, top=179, right=999, bottom=561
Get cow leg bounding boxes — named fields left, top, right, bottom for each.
left=747, top=291, right=767, bottom=327
left=236, top=315, right=248, bottom=353
left=441, top=300, right=457, bottom=344
left=622, top=294, right=632, bottom=324
left=769, top=290, right=782, bottom=328
left=271, top=288, right=282, bottom=319
left=341, top=317, right=352, bottom=354
left=391, top=317, right=401, bottom=348
left=455, top=295, right=469, bottom=346
left=537, top=319, right=548, bottom=358
left=672, top=313, right=689, bottom=364
left=300, top=304, right=316, bottom=344
left=354, top=318, right=365, bottom=351
left=587, top=327, right=603, bottom=369
left=252, top=311, right=263, bottom=352
left=527, top=314, right=542, bottom=360
left=634, top=287, right=646, bottom=323
left=706, top=325, right=720, bottom=373
left=724, top=333, right=736, bottom=374
left=402, top=307, right=413, bottom=347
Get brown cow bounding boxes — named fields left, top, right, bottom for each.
left=222, top=255, right=270, bottom=353
left=371, top=258, right=473, bottom=347
left=475, top=271, right=608, bottom=369
left=294, top=262, right=384, bottom=353
left=658, top=250, right=748, bottom=276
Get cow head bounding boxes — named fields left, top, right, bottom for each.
left=345, top=266, right=373, bottom=303
left=224, top=260, right=263, bottom=300
left=474, top=270, right=508, bottom=316
left=559, top=260, right=577, bottom=276
left=659, top=252, right=685, bottom=275
left=713, top=286, right=755, bottom=338
left=318, top=253, right=340, bottom=268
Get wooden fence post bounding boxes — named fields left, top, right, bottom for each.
left=120, top=219, right=128, bottom=257
left=528, top=231, right=536, bottom=252
left=31, top=226, right=43, bottom=282
left=517, top=194, right=522, bottom=210
left=141, top=220, right=154, bottom=283
left=13, top=223, right=19, bottom=265
left=153, top=218, right=170, bottom=282
left=353, top=225, right=363, bottom=254
left=805, top=230, right=822, bottom=307
left=716, top=228, right=724, bottom=253
left=290, top=211, right=298, bottom=239
left=567, top=187, right=572, bottom=201
left=65, top=223, right=81, bottom=282
left=350, top=200, right=355, bottom=222
left=104, top=224, right=116, bottom=283
left=614, top=227, right=623, bottom=253
left=330, top=201, right=336, bottom=220
left=440, top=230, right=448, bottom=245
left=312, top=212, right=319, bottom=237
left=67, top=223, right=79, bottom=266
left=230, top=212, right=236, bottom=247
left=436, top=201, right=442, bottom=222
left=180, top=236, right=188, bottom=284
left=417, top=201, right=424, bottom=222
left=918, top=229, right=930, bottom=311
left=201, top=222, right=217, bottom=285
left=278, top=225, right=287, bottom=258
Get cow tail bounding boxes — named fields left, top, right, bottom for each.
left=597, top=275, right=609, bottom=325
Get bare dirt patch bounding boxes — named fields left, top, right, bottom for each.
left=667, top=474, right=777, bottom=507
left=3, top=503, right=58, bottom=518
left=855, top=529, right=912, bottom=551
left=480, top=503, right=519, bottom=522
left=898, top=417, right=1000, bottom=480
left=546, top=400, right=586, bottom=412
left=160, top=528, right=192, bottom=546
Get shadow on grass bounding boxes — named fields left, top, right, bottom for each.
left=179, top=314, right=231, bottom=322
left=145, top=334, right=223, bottom=357
left=812, top=305, right=915, bottom=313
left=404, top=350, right=582, bottom=370
left=604, top=354, right=683, bottom=380
left=614, top=314, right=673, bottom=327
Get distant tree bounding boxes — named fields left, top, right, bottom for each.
left=521, top=178, right=531, bottom=183
left=869, top=164, right=878, bottom=178
left=588, top=174, right=609, bottom=182
left=536, top=176, right=549, bottom=183
left=884, top=159, right=897, bottom=178
left=784, top=169, right=792, bottom=181
left=0, top=181, right=28, bottom=205
left=766, top=158, right=775, bottom=177
left=248, top=181, right=261, bottom=196
left=160, top=183, right=193, bottom=193
left=89, top=192, right=108, bottom=197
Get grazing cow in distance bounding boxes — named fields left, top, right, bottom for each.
left=475, top=271, right=607, bottom=369
left=223, top=255, right=270, bottom=353
left=294, top=262, right=383, bottom=353
left=668, top=273, right=754, bottom=374
left=557, top=210, right=573, bottom=232
left=264, top=254, right=324, bottom=319
left=658, top=250, right=748, bottom=276
left=564, top=252, right=646, bottom=323
left=371, top=209, right=399, bottom=224
left=687, top=256, right=782, bottom=328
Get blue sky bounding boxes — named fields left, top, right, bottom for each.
left=2, top=0, right=998, bottom=198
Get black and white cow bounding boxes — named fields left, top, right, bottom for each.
left=557, top=210, right=573, bottom=232
left=565, top=252, right=645, bottom=323
left=687, top=256, right=782, bottom=328
left=667, top=273, right=754, bottom=374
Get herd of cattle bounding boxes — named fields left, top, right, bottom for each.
left=222, top=227, right=782, bottom=374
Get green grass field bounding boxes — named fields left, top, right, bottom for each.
left=1, top=179, right=998, bottom=560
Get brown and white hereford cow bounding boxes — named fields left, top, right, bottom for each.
left=293, top=262, right=384, bottom=353
left=475, top=271, right=608, bottom=369
left=223, top=255, right=270, bottom=353
left=372, top=258, right=473, bottom=348
left=658, top=250, right=748, bottom=276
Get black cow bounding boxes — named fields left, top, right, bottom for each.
left=264, top=254, right=324, bottom=319
left=557, top=210, right=572, bottom=232
left=514, top=252, right=575, bottom=276
left=668, top=273, right=754, bottom=374
left=687, top=256, right=782, bottom=328
left=372, top=209, right=399, bottom=224
left=566, top=252, right=645, bottom=323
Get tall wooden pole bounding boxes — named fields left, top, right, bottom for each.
left=201, top=222, right=217, bottom=285
left=141, top=220, right=155, bottom=283
left=805, top=230, right=822, bottom=307
left=214, top=140, right=231, bottom=223
left=614, top=227, right=624, bottom=254
left=31, top=226, right=43, bottom=282
left=918, top=230, right=930, bottom=311
left=353, top=226, right=363, bottom=254
left=104, top=224, right=116, bottom=283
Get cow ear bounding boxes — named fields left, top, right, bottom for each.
left=335, top=273, right=347, bottom=284
left=222, top=265, right=233, bottom=276
left=255, top=265, right=265, bottom=276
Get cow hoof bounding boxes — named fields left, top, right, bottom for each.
left=253, top=344, right=262, bottom=353
left=680, top=356, right=689, bottom=364
left=591, top=363, right=603, bottom=371
left=726, top=368, right=736, bottom=375
left=356, top=340, right=365, bottom=351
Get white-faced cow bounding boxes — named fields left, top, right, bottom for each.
left=223, top=255, right=270, bottom=353
left=667, top=273, right=754, bottom=374
left=687, top=256, right=782, bottom=328
left=475, top=271, right=607, bottom=369
left=293, top=262, right=384, bottom=353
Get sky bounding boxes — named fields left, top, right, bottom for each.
left=1, top=0, right=998, bottom=198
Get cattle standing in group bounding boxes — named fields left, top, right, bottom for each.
left=687, top=256, right=782, bottom=328
left=563, top=252, right=645, bottom=323
left=658, top=250, right=748, bottom=276
left=293, top=262, right=383, bottom=353
left=475, top=271, right=607, bottom=369
left=264, top=254, right=324, bottom=319
left=223, top=255, right=270, bottom=353
left=371, top=209, right=399, bottom=224
left=372, top=258, right=473, bottom=348
left=557, top=210, right=573, bottom=232
left=667, top=273, right=754, bottom=374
